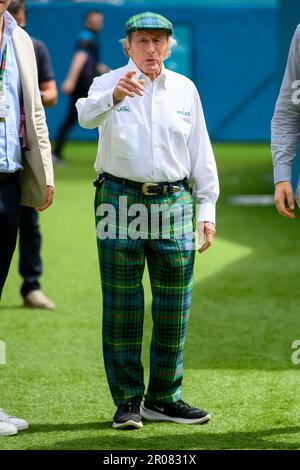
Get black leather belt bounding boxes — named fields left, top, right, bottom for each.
left=98, top=172, right=188, bottom=196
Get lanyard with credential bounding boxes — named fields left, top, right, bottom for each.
left=0, top=44, right=10, bottom=121
left=0, top=44, right=7, bottom=94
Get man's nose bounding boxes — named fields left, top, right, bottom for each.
left=147, top=42, right=156, bottom=54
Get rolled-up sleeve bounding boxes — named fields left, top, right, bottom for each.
left=188, top=86, right=219, bottom=224
left=271, top=25, right=300, bottom=184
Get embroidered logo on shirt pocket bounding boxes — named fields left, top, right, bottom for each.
left=111, top=124, right=139, bottom=160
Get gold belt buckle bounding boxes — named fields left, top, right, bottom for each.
left=142, top=182, right=159, bottom=195
left=142, top=183, right=181, bottom=195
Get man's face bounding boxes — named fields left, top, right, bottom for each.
left=128, top=30, right=169, bottom=80
left=0, top=0, right=12, bottom=15
left=86, top=13, right=103, bottom=33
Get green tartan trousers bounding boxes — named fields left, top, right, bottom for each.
left=94, top=178, right=196, bottom=406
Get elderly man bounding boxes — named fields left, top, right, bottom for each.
left=77, top=12, right=219, bottom=430
left=0, top=1, right=54, bottom=436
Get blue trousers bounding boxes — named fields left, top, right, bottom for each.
left=0, top=174, right=20, bottom=299
left=19, top=206, right=42, bottom=298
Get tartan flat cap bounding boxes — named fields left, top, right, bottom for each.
left=125, top=12, right=173, bottom=35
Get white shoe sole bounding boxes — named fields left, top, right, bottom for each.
left=140, top=407, right=211, bottom=425
left=112, top=419, right=143, bottom=430
left=23, top=301, right=55, bottom=310
left=0, top=426, right=18, bottom=436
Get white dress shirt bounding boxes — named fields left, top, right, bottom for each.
left=76, top=58, right=219, bottom=223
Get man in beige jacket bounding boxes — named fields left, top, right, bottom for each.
left=0, top=1, right=54, bottom=436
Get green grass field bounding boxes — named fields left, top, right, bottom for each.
left=1, top=142, right=300, bottom=450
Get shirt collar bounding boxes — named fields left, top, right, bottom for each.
left=1, top=11, right=17, bottom=55
left=4, top=11, right=18, bottom=35
left=127, top=58, right=168, bottom=89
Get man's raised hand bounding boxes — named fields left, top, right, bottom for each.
left=113, top=70, right=144, bottom=105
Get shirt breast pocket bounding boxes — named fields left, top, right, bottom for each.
left=111, top=124, right=139, bottom=160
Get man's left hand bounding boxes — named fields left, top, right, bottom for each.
left=36, top=186, right=54, bottom=212
left=197, top=221, right=216, bottom=254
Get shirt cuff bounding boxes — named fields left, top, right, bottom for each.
left=274, top=164, right=292, bottom=184
left=99, top=88, right=114, bottom=112
left=197, top=202, right=216, bottom=225
left=95, top=88, right=127, bottom=115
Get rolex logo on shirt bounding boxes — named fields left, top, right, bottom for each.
left=177, top=106, right=191, bottom=117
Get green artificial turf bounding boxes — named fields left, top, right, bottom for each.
left=1, top=142, right=300, bottom=450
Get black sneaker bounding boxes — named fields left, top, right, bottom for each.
left=112, top=397, right=143, bottom=429
left=140, top=399, right=211, bottom=425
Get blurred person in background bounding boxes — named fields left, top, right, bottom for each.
left=272, top=25, right=300, bottom=218
left=52, top=10, right=109, bottom=164
left=77, top=12, right=219, bottom=430
left=0, top=0, right=54, bottom=436
left=8, top=0, right=57, bottom=310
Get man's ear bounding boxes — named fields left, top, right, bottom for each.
left=126, top=40, right=132, bottom=58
